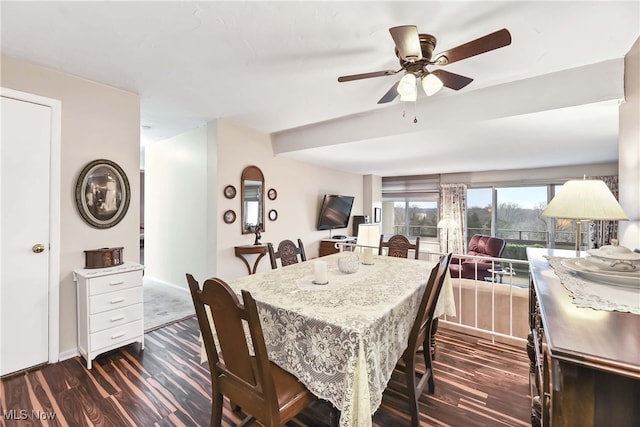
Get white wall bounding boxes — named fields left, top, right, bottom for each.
left=1, top=56, right=140, bottom=355
left=363, top=175, right=382, bottom=221
left=144, top=125, right=218, bottom=288
left=619, top=37, right=640, bottom=250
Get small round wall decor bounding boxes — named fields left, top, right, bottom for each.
left=224, top=185, right=236, bottom=199
left=267, top=188, right=277, bottom=200
left=223, top=209, right=236, bottom=224
left=268, top=209, right=278, bottom=221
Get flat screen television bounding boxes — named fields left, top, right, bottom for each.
left=317, top=194, right=354, bottom=231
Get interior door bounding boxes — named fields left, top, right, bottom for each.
left=0, top=96, right=51, bottom=376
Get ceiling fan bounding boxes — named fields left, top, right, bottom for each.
left=338, top=26, right=512, bottom=104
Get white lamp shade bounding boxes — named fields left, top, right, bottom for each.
left=399, top=89, right=417, bottom=102
left=397, top=73, right=417, bottom=96
left=422, top=73, right=443, bottom=96
left=542, top=179, right=628, bottom=220
left=357, top=223, right=381, bottom=248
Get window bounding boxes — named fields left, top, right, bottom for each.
left=381, top=175, right=440, bottom=239
left=467, top=188, right=492, bottom=237
left=549, top=184, right=584, bottom=250
left=495, top=186, right=547, bottom=244
left=388, top=200, right=438, bottom=238
left=467, top=186, right=550, bottom=261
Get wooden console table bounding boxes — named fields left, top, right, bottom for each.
left=234, top=244, right=268, bottom=274
left=527, top=248, right=640, bottom=426
left=319, top=238, right=356, bottom=257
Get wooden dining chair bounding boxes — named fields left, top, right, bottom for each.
left=378, top=234, right=421, bottom=259
left=397, top=252, right=452, bottom=427
left=267, top=238, right=307, bottom=269
left=186, top=274, right=316, bottom=426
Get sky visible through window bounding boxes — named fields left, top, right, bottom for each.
left=467, top=187, right=548, bottom=209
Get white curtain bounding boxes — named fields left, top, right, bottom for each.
left=440, top=184, right=467, bottom=254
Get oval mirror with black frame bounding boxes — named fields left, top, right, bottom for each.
left=241, top=165, right=265, bottom=234
left=75, top=159, right=131, bottom=229
left=268, top=209, right=278, bottom=221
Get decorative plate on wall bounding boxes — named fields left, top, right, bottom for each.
left=267, top=188, right=277, bottom=200
left=223, top=209, right=236, bottom=224
left=224, top=185, right=236, bottom=199
left=268, top=209, right=278, bottom=221
left=74, top=159, right=130, bottom=229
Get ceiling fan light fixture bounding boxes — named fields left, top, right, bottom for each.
left=397, top=73, right=417, bottom=96
left=422, top=73, right=443, bottom=96
left=400, top=89, right=418, bottom=102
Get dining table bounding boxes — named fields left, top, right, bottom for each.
left=200, top=252, right=456, bottom=427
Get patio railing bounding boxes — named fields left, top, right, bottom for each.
left=336, top=239, right=531, bottom=345
left=423, top=251, right=530, bottom=346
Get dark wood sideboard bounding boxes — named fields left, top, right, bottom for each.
left=527, top=248, right=640, bottom=427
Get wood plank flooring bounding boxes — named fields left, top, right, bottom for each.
left=1, top=317, right=531, bottom=426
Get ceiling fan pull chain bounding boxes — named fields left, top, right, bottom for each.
left=413, top=101, right=418, bottom=123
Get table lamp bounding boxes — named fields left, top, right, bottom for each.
left=542, top=178, right=628, bottom=254
left=357, top=223, right=380, bottom=265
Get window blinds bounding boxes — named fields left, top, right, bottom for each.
left=382, top=175, right=441, bottom=201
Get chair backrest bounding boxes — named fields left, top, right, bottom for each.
left=186, top=274, right=279, bottom=420
left=408, top=253, right=453, bottom=350
left=378, top=234, right=421, bottom=259
left=267, top=238, right=307, bottom=269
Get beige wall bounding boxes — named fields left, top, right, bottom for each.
left=619, top=37, right=640, bottom=249
left=144, top=119, right=364, bottom=285
left=216, top=119, right=364, bottom=280
left=1, top=56, right=140, bottom=356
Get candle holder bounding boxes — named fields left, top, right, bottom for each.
left=313, top=260, right=329, bottom=285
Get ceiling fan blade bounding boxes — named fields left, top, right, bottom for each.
left=431, top=69, right=473, bottom=90
left=377, top=81, right=400, bottom=104
left=433, top=28, right=511, bottom=65
left=338, top=70, right=398, bottom=82
left=389, top=25, right=423, bottom=61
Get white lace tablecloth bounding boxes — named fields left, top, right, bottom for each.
left=200, top=253, right=455, bottom=427
left=547, top=256, right=640, bottom=314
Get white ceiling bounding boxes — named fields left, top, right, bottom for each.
left=2, top=1, right=638, bottom=176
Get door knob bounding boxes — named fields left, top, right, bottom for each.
left=32, top=243, right=45, bottom=253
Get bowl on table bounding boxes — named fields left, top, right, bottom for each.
left=337, top=253, right=360, bottom=274
left=585, top=244, right=640, bottom=272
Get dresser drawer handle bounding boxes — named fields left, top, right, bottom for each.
left=109, top=281, right=125, bottom=286
left=110, top=315, right=125, bottom=322
left=110, top=332, right=126, bottom=340
left=110, top=298, right=125, bottom=304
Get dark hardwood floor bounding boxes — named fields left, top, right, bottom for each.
left=1, top=317, right=531, bottom=426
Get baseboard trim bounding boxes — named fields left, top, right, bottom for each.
left=145, top=314, right=196, bottom=333
left=58, top=347, right=79, bottom=362
left=143, top=275, right=189, bottom=293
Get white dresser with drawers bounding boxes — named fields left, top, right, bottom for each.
left=73, top=262, right=144, bottom=369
